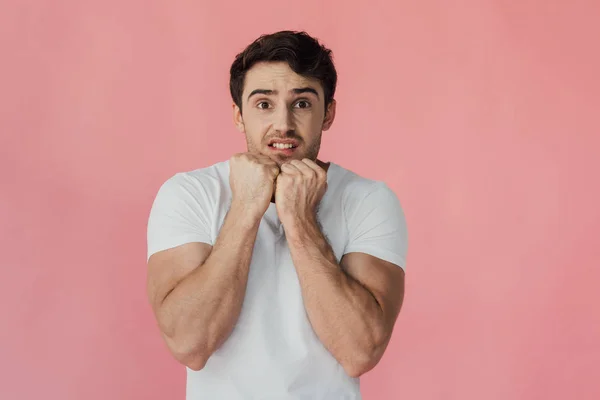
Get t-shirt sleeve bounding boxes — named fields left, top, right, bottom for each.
left=146, top=173, right=214, bottom=261
left=343, top=181, right=408, bottom=270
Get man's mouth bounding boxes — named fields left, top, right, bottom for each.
left=270, top=143, right=298, bottom=149
left=267, top=139, right=300, bottom=150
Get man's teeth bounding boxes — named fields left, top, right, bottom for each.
left=272, top=143, right=295, bottom=149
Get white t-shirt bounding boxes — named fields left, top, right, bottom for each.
left=147, top=160, right=408, bottom=400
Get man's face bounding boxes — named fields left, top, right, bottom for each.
left=233, top=62, right=336, bottom=166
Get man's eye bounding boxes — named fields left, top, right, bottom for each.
left=295, top=100, right=311, bottom=109
left=257, top=102, right=270, bottom=109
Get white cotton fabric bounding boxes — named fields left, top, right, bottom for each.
left=147, top=160, right=408, bottom=400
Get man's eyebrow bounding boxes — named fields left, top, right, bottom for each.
left=247, top=87, right=320, bottom=101
left=292, top=87, right=319, bottom=98
left=248, top=89, right=274, bottom=101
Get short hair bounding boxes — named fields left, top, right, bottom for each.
left=229, top=30, right=337, bottom=112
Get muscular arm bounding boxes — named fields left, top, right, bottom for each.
left=147, top=203, right=260, bottom=371
left=285, top=216, right=405, bottom=378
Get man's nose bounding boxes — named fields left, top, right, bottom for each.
left=273, top=106, right=295, bottom=133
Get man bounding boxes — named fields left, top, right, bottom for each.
left=146, top=30, right=408, bottom=399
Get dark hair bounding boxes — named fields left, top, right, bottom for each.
left=229, top=30, right=337, bottom=112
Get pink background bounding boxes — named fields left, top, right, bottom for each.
left=1, top=1, right=599, bottom=399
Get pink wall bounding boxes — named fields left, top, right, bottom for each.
left=1, top=1, right=599, bottom=399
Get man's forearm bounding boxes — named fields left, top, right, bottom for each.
left=158, top=203, right=260, bottom=369
left=284, top=216, right=387, bottom=377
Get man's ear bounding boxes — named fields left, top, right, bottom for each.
left=233, top=103, right=245, bottom=133
left=322, top=99, right=336, bottom=131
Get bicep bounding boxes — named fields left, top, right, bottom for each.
left=340, top=252, right=405, bottom=330
left=147, top=242, right=213, bottom=313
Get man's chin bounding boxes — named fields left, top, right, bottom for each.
left=269, top=153, right=299, bottom=166
left=260, top=151, right=318, bottom=166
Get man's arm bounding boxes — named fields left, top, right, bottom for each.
left=147, top=204, right=260, bottom=371
left=275, top=159, right=407, bottom=377
left=285, top=217, right=405, bottom=378
left=146, top=153, right=280, bottom=371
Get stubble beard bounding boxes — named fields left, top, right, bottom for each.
left=245, top=133, right=322, bottom=166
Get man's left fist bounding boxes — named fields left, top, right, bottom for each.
left=275, top=159, right=328, bottom=225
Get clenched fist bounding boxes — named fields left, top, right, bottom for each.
left=229, top=153, right=280, bottom=220
left=275, top=159, right=328, bottom=226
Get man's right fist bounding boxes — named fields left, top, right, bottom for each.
left=229, top=153, right=280, bottom=219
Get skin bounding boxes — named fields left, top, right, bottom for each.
left=147, top=61, right=405, bottom=377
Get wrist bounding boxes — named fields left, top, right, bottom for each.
left=282, top=213, right=318, bottom=239
left=229, top=200, right=263, bottom=228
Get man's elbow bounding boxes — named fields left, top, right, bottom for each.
left=341, top=332, right=389, bottom=377
left=179, top=352, right=208, bottom=371
left=341, top=343, right=385, bottom=378
left=163, top=332, right=209, bottom=371
left=341, top=353, right=379, bottom=378
left=173, top=352, right=208, bottom=371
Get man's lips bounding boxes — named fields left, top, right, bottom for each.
left=267, top=138, right=301, bottom=155
left=267, top=138, right=300, bottom=147
left=268, top=145, right=298, bottom=154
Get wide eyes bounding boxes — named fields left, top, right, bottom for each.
left=256, top=100, right=312, bottom=110
left=294, top=100, right=311, bottom=109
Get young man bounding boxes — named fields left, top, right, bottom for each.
left=146, top=31, right=408, bottom=399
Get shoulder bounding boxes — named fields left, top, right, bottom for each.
left=330, top=163, right=398, bottom=208
left=150, top=161, right=230, bottom=213
left=157, top=160, right=229, bottom=196
left=332, top=163, right=408, bottom=268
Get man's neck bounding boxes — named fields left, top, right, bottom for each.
left=316, top=159, right=331, bottom=172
